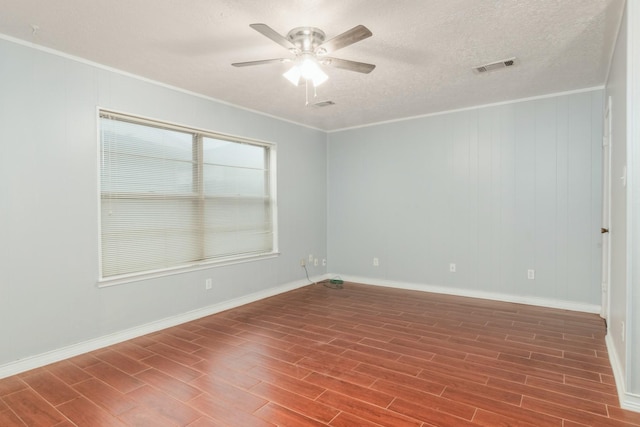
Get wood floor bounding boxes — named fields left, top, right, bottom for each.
left=1, top=282, right=640, bottom=427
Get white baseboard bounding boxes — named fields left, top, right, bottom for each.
left=0, top=275, right=325, bottom=380
left=336, top=275, right=602, bottom=314
left=0, top=273, right=603, bottom=382
left=606, top=334, right=640, bottom=413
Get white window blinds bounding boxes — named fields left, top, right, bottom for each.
left=99, top=111, right=276, bottom=280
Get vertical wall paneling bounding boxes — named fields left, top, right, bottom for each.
left=514, top=101, right=536, bottom=290
left=533, top=97, right=558, bottom=299
left=499, top=105, right=518, bottom=296
left=555, top=96, right=570, bottom=301
left=476, top=108, right=493, bottom=290
left=328, top=91, right=603, bottom=307
left=567, top=94, right=595, bottom=298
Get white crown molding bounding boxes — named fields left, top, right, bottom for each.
left=328, top=86, right=605, bottom=133
left=0, top=32, right=606, bottom=136
left=0, top=33, right=324, bottom=133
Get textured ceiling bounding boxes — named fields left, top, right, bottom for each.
left=0, top=0, right=625, bottom=131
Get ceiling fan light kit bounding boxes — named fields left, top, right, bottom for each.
left=232, top=23, right=375, bottom=89
left=283, top=54, right=328, bottom=87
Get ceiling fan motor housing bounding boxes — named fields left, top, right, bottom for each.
left=286, top=27, right=326, bottom=53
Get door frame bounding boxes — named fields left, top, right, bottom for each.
left=601, top=95, right=612, bottom=321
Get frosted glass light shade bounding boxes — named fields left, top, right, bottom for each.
left=283, top=56, right=328, bottom=87
left=283, top=66, right=301, bottom=86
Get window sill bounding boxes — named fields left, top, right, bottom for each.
left=97, top=252, right=280, bottom=288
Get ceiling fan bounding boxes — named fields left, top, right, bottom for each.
left=232, top=23, right=375, bottom=87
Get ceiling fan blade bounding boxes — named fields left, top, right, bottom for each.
left=316, top=25, right=372, bottom=54
left=322, top=57, right=376, bottom=74
left=232, top=58, right=290, bottom=67
left=249, top=23, right=297, bottom=51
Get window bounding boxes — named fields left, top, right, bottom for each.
left=99, top=111, right=277, bottom=281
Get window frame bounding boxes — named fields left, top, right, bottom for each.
left=97, top=109, right=279, bottom=287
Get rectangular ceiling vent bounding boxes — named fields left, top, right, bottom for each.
left=473, top=57, right=517, bottom=74
left=312, top=100, right=335, bottom=108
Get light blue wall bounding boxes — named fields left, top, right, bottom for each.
left=629, top=1, right=640, bottom=398
left=605, top=0, right=629, bottom=388
left=606, top=0, right=640, bottom=405
left=0, top=38, right=327, bottom=366
left=328, top=91, right=603, bottom=307
left=0, top=34, right=606, bottom=372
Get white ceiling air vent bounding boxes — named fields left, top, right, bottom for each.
left=473, top=57, right=517, bottom=74
left=312, top=100, right=335, bottom=107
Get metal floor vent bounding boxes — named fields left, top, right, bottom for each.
left=473, top=57, right=517, bottom=74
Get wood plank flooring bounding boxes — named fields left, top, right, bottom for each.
left=1, top=282, right=640, bottom=426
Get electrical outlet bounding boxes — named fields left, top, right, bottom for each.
left=527, top=269, right=535, bottom=280
left=322, top=258, right=326, bottom=266
left=373, top=257, right=379, bottom=266
left=309, top=254, right=314, bottom=263
left=314, top=258, right=318, bottom=266
left=300, top=259, right=305, bottom=267
left=205, top=278, right=212, bottom=290
left=449, top=263, right=456, bottom=273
